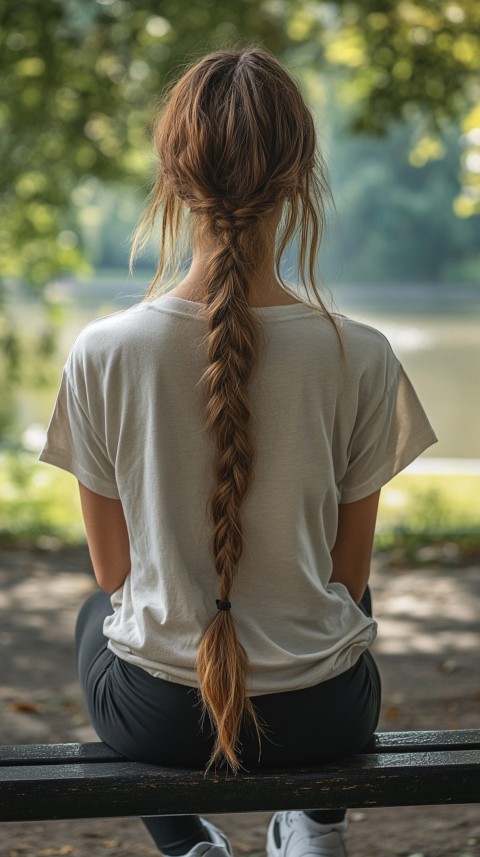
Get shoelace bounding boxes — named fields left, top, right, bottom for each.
left=283, top=812, right=305, bottom=830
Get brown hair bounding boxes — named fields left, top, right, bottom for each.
left=130, top=46, right=337, bottom=773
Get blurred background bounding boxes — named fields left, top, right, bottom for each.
left=2, top=9, right=480, bottom=852
left=1, top=0, right=479, bottom=563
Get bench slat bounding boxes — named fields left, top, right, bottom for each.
left=1, top=749, right=479, bottom=821
left=1, top=730, right=479, bottom=767
left=0, top=742, right=122, bottom=766
left=364, top=729, right=480, bottom=752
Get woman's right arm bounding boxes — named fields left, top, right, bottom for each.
left=329, top=490, right=381, bottom=603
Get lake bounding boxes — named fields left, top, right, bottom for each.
left=332, top=283, right=480, bottom=463
left=11, top=277, right=480, bottom=464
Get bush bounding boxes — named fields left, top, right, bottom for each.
left=0, top=450, right=84, bottom=547
left=375, top=473, right=480, bottom=566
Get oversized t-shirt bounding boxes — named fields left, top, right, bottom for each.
left=39, top=294, right=437, bottom=695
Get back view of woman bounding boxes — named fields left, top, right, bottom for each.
left=40, top=47, right=437, bottom=857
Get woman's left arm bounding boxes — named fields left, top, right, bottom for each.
left=78, top=482, right=131, bottom=594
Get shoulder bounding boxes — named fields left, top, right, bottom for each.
left=64, top=303, right=153, bottom=393
left=300, top=308, right=393, bottom=355
left=334, top=314, right=393, bottom=354
left=335, top=313, right=396, bottom=360
left=71, top=302, right=148, bottom=355
left=333, top=313, right=401, bottom=392
left=66, top=302, right=160, bottom=368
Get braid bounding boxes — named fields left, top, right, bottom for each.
left=196, top=201, right=267, bottom=773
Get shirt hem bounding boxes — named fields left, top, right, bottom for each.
left=39, top=447, right=120, bottom=499
left=107, top=623, right=376, bottom=697
left=340, top=427, right=438, bottom=504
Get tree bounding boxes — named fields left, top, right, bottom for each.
left=313, top=0, right=480, bottom=219
left=0, top=0, right=290, bottom=435
left=1, top=0, right=479, bottom=288
left=0, top=0, right=290, bottom=287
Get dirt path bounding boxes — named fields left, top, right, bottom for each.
left=1, top=547, right=479, bottom=857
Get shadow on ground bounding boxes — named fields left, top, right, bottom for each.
left=1, top=547, right=479, bottom=856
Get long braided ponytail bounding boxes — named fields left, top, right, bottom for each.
left=193, top=197, right=271, bottom=772
left=130, top=46, right=336, bottom=773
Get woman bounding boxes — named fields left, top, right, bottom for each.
left=40, top=47, right=437, bottom=857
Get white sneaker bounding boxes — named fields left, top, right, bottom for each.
left=267, top=811, right=348, bottom=857
left=170, top=818, right=233, bottom=857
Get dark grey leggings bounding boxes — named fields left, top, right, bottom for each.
left=75, top=587, right=381, bottom=852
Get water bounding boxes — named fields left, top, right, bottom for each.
left=10, top=278, right=480, bottom=461
left=331, top=284, right=480, bottom=462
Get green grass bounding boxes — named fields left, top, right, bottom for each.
left=375, top=473, right=480, bottom=565
left=1, top=451, right=479, bottom=566
left=0, top=451, right=84, bottom=546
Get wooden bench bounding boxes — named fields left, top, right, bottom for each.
left=1, top=729, right=479, bottom=823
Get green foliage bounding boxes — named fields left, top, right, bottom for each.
left=0, top=0, right=289, bottom=288
left=321, top=2, right=479, bottom=128
left=0, top=451, right=84, bottom=545
left=1, top=0, right=479, bottom=291
left=321, top=108, right=480, bottom=284
left=0, top=295, right=62, bottom=441
left=318, top=0, right=480, bottom=217
left=375, top=473, right=480, bottom=565
left=378, top=473, right=480, bottom=531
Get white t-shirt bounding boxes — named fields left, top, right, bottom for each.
left=39, top=294, right=437, bottom=695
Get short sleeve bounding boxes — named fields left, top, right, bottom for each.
left=338, top=363, right=437, bottom=504
left=39, top=369, right=120, bottom=499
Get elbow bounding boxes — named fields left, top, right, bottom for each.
left=94, top=564, right=130, bottom=595
left=329, top=569, right=371, bottom=605
left=352, top=582, right=369, bottom=605
left=345, top=584, right=368, bottom=605
left=98, top=580, right=119, bottom=596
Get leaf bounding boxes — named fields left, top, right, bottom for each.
left=10, top=701, right=42, bottom=714
left=385, top=706, right=399, bottom=721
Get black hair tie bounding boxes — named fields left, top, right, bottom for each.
left=216, top=599, right=231, bottom=611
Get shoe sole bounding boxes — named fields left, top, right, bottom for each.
left=202, top=819, right=234, bottom=857
left=266, top=814, right=280, bottom=857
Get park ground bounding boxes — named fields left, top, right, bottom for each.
left=1, top=546, right=479, bottom=857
